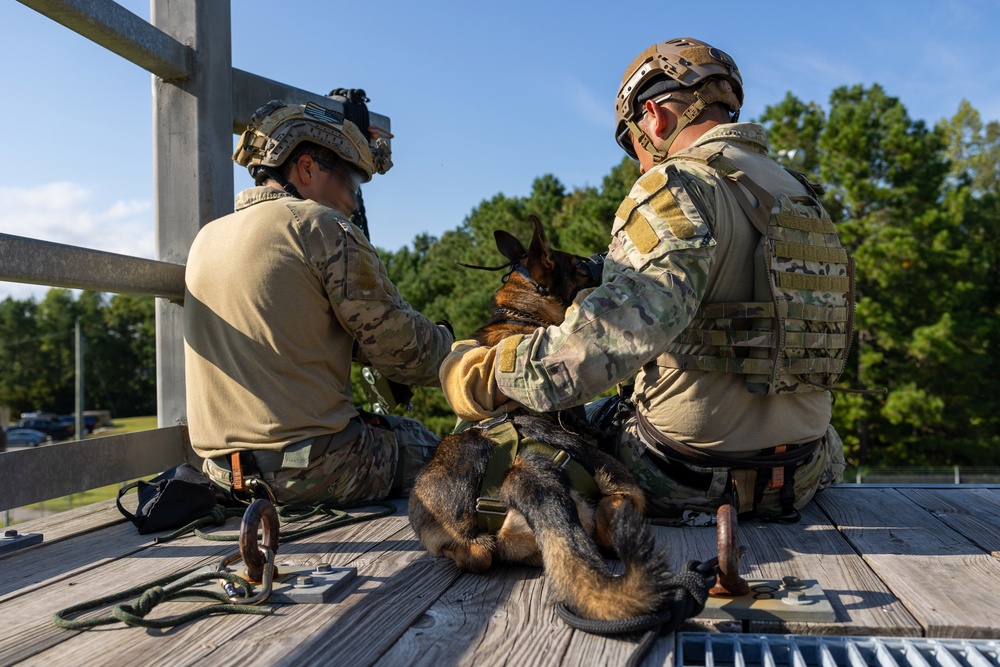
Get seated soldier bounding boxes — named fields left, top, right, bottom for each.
left=185, top=97, right=453, bottom=505
left=440, top=37, right=847, bottom=523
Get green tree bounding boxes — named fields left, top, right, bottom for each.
left=0, top=296, right=41, bottom=415
left=93, top=294, right=157, bottom=416
left=0, top=290, right=157, bottom=420
left=760, top=86, right=998, bottom=466
left=756, top=92, right=826, bottom=175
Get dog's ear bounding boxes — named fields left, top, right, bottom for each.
left=526, top=215, right=556, bottom=278
left=494, top=230, right=527, bottom=263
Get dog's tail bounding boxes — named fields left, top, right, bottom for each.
left=500, top=452, right=676, bottom=621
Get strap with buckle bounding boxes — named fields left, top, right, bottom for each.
left=475, top=497, right=509, bottom=534
left=230, top=452, right=248, bottom=493
left=474, top=417, right=600, bottom=534
left=636, top=411, right=821, bottom=470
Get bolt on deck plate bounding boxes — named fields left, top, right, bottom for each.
left=268, top=564, right=357, bottom=604
left=181, top=563, right=357, bottom=605
left=698, top=579, right=836, bottom=623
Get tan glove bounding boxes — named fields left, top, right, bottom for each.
left=439, top=339, right=515, bottom=422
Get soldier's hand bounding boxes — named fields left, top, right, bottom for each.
left=439, top=340, right=514, bottom=422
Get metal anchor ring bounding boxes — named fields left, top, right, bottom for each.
left=240, top=498, right=280, bottom=584
left=710, top=503, right=750, bottom=597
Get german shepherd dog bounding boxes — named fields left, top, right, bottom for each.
left=408, top=216, right=676, bottom=621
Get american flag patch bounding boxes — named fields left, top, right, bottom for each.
left=304, top=101, right=345, bottom=124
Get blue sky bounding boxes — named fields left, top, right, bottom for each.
left=2, top=0, right=999, bottom=301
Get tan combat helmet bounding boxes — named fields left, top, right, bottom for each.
left=233, top=99, right=393, bottom=183
left=615, top=37, right=743, bottom=163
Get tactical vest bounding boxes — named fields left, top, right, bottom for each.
left=658, top=147, right=855, bottom=396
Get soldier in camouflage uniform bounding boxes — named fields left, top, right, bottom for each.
left=186, top=98, right=453, bottom=506
left=441, top=37, right=846, bottom=522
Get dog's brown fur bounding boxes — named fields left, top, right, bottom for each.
left=409, top=217, right=675, bottom=621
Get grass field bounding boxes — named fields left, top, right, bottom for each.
left=8, top=415, right=159, bottom=521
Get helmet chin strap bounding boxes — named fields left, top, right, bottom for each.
left=627, top=97, right=708, bottom=165
left=261, top=166, right=303, bottom=199
left=627, top=79, right=741, bottom=165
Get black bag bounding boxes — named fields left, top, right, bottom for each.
left=116, top=463, right=222, bottom=534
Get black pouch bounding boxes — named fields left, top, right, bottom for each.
left=116, top=463, right=222, bottom=534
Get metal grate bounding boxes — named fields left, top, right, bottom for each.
left=677, top=633, right=1000, bottom=667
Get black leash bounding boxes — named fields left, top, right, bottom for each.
left=555, top=560, right=713, bottom=667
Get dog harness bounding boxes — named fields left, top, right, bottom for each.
left=474, top=415, right=600, bottom=534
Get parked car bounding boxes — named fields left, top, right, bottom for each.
left=0, top=427, right=6, bottom=452
left=17, top=417, right=73, bottom=441
left=4, top=428, right=52, bottom=447
left=57, top=414, right=98, bottom=434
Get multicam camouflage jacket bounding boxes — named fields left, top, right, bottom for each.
left=495, top=123, right=833, bottom=451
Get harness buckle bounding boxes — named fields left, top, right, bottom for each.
left=475, top=497, right=508, bottom=535
left=552, top=450, right=571, bottom=468
left=475, top=497, right=508, bottom=516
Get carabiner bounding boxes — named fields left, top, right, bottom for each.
left=240, top=498, right=280, bottom=583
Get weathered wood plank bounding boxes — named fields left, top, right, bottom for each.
left=222, top=525, right=461, bottom=666
left=0, top=504, right=411, bottom=666
left=377, top=561, right=663, bottom=667
left=1, top=499, right=127, bottom=557
left=0, top=536, right=239, bottom=665
left=7, top=489, right=1000, bottom=667
left=40, top=511, right=415, bottom=667
left=816, top=487, right=1000, bottom=638
left=735, top=502, right=921, bottom=636
left=897, top=488, right=1000, bottom=554
left=375, top=519, right=718, bottom=666
left=0, top=518, right=159, bottom=603
left=374, top=562, right=571, bottom=667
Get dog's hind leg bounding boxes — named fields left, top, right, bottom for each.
left=589, top=455, right=648, bottom=551
left=500, top=450, right=675, bottom=621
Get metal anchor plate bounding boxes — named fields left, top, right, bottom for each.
left=182, top=563, right=357, bottom=605
left=698, top=578, right=837, bottom=623
left=268, top=564, right=357, bottom=604
left=0, top=530, right=43, bottom=555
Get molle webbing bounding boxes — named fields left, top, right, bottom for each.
left=659, top=148, right=855, bottom=395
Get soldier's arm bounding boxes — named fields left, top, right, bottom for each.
left=494, top=246, right=712, bottom=411
left=495, top=164, right=718, bottom=411
left=312, top=219, right=454, bottom=387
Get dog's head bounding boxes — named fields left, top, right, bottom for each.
left=494, top=215, right=602, bottom=307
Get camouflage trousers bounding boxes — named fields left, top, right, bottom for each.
left=203, top=414, right=439, bottom=507
left=615, top=414, right=845, bottom=522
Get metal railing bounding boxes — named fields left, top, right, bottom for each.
left=0, top=0, right=390, bottom=512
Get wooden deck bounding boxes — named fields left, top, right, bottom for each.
left=2, top=486, right=999, bottom=666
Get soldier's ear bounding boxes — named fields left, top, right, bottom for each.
left=293, top=155, right=315, bottom=186
left=645, top=100, right=671, bottom=138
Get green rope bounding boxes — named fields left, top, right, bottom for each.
left=53, top=501, right=396, bottom=630
left=153, top=505, right=242, bottom=543
left=52, top=567, right=266, bottom=630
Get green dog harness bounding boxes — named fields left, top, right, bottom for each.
left=474, top=416, right=600, bottom=534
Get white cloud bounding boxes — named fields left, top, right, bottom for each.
left=0, top=182, right=154, bottom=301
left=565, top=77, right=613, bottom=128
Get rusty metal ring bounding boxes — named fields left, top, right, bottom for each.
left=710, top=503, right=749, bottom=597
left=239, top=498, right=280, bottom=583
